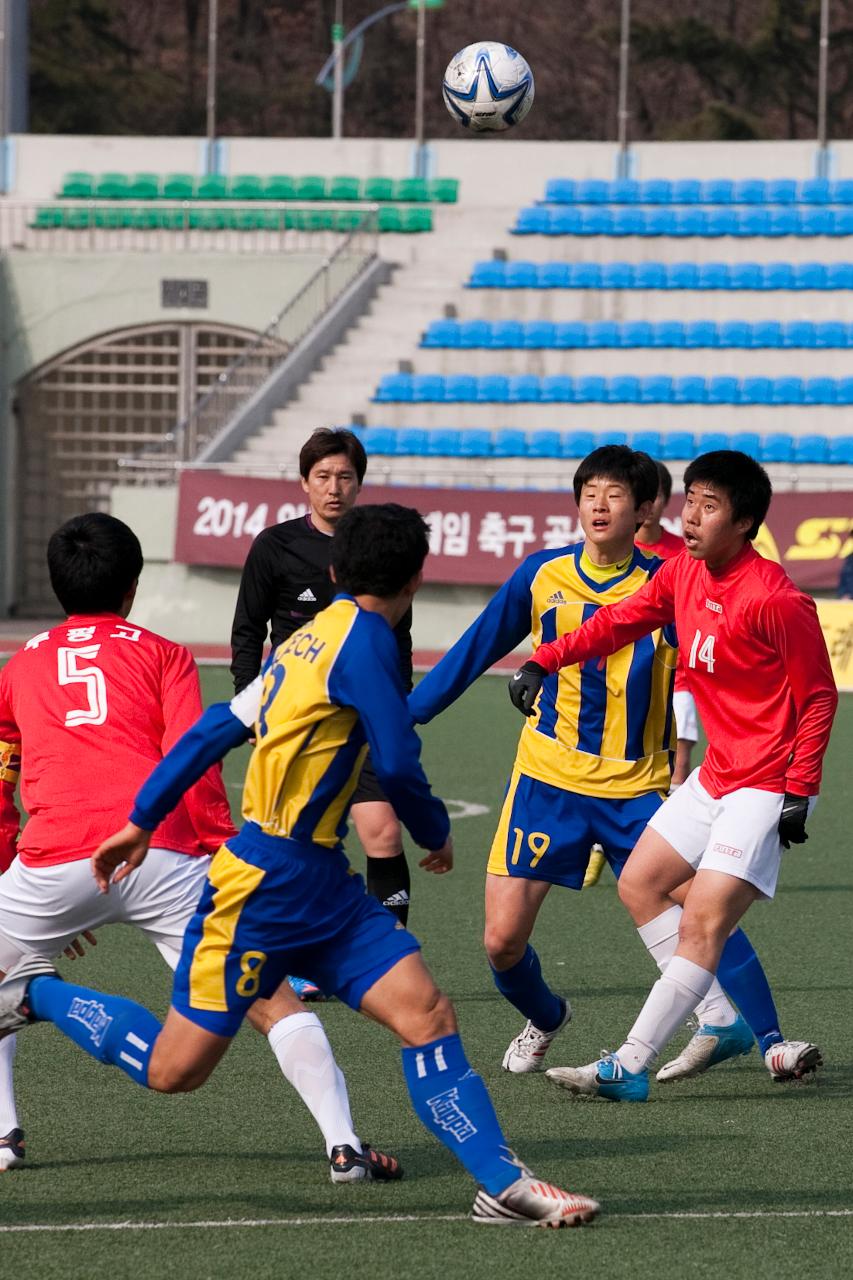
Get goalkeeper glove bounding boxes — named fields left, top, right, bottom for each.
left=508, top=660, right=546, bottom=717
left=778, top=793, right=809, bottom=848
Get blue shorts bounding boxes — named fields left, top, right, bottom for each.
left=487, top=768, right=665, bottom=889
left=171, top=823, right=420, bottom=1036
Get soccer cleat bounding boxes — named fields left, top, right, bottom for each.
left=546, top=1052, right=649, bottom=1102
left=656, top=1013, right=754, bottom=1082
left=287, top=975, right=326, bottom=1002
left=582, top=844, right=606, bottom=889
left=764, top=1040, right=822, bottom=1082
left=502, top=999, right=572, bottom=1074
left=0, top=1128, right=25, bottom=1171
left=472, top=1174, right=600, bottom=1228
left=329, top=1142, right=403, bottom=1183
left=0, top=954, right=58, bottom=1038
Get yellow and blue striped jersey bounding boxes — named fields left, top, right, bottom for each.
left=409, top=543, right=677, bottom=799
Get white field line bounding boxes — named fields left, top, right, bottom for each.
left=1, top=1209, right=852, bottom=1234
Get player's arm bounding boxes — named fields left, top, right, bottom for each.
left=0, top=680, right=21, bottom=875
left=408, top=557, right=541, bottom=725
left=230, top=534, right=277, bottom=693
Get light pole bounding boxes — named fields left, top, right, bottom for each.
left=817, top=0, right=830, bottom=178
left=332, top=0, right=344, bottom=139
left=414, top=0, right=426, bottom=177
left=206, top=0, right=219, bottom=174
left=616, top=0, right=631, bottom=178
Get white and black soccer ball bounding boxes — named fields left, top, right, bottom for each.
left=442, top=41, right=534, bottom=133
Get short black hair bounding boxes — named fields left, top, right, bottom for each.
left=299, top=428, right=367, bottom=484
left=573, top=445, right=658, bottom=509
left=47, top=513, right=143, bottom=615
left=331, top=504, right=429, bottom=598
left=655, top=460, right=673, bottom=504
left=683, top=451, right=772, bottom=540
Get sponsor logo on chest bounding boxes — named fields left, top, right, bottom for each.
left=705, top=598, right=723, bottom=614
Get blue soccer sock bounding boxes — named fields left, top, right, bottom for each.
left=28, top=976, right=162, bottom=1088
left=402, top=1033, right=521, bottom=1196
left=717, top=929, right=783, bottom=1056
left=490, top=944, right=564, bottom=1032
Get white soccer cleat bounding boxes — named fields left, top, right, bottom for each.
left=0, top=1129, right=25, bottom=1171
left=472, top=1174, right=600, bottom=1228
left=0, top=955, right=57, bottom=1039
left=764, top=1040, right=822, bottom=1082
left=502, top=999, right=572, bottom=1074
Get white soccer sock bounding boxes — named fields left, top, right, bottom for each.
left=267, top=1012, right=361, bottom=1158
left=0, top=1035, right=18, bottom=1136
left=638, top=906, right=737, bottom=1029
left=616, top=956, right=716, bottom=1072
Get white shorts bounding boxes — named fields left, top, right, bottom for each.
left=0, top=849, right=211, bottom=974
left=673, top=689, right=699, bottom=743
left=647, top=768, right=793, bottom=900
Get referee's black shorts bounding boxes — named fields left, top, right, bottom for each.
left=351, top=751, right=389, bottom=806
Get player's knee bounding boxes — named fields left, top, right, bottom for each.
left=356, top=813, right=402, bottom=857
left=483, top=923, right=526, bottom=970
left=617, top=865, right=646, bottom=919
left=147, top=1057, right=212, bottom=1094
left=678, top=909, right=728, bottom=954
left=418, top=989, right=456, bottom=1042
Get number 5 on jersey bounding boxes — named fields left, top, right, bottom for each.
left=688, top=629, right=716, bottom=674
left=58, top=645, right=108, bottom=726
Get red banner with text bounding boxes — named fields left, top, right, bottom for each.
left=175, top=470, right=853, bottom=592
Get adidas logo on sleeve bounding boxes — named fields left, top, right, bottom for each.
left=297, top=589, right=317, bottom=603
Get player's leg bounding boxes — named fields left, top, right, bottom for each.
left=351, top=753, right=411, bottom=925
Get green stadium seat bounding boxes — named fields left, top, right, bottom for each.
left=256, top=208, right=285, bottom=230
left=394, top=177, right=429, bottom=202
left=263, top=175, right=296, bottom=199
left=94, top=173, right=130, bottom=199
left=227, top=209, right=261, bottom=231
left=229, top=174, right=264, bottom=200
left=363, top=176, right=394, bottom=202
left=162, top=173, right=195, bottom=199
left=400, top=207, right=433, bottom=232
left=59, top=171, right=94, bottom=198
left=332, top=209, right=365, bottom=231
left=128, top=207, right=161, bottom=229
left=189, top=208, right=228, bottom=229
left=129, top=172, right=160, bottom=199
left=328, top=175, right=361, bottom=201
left=294, top=175, right=326, bottom=200
left=94, top=206, right=130, bottom=228
left=377, top=206, right=403, bottom=232
left=428, top=177, right=459, bottom=202
left=157, top=208, right=189, bottom=229
left=29, top=207, right=64, bottom=229
left=196, top=174, right=228, bottom=200
left=62, top=208, right=94, bottom=229
left=290, top=208, right=334, bottom=230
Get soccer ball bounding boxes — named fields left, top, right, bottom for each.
left=442, top=42, right=534, bottom=132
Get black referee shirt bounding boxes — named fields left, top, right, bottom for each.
left=230, top=515, right=414, bottom=693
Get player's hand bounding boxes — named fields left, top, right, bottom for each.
left=63, top=930, right=98, bottom=961
left=92, top=822, right=153, bottom=893
left=778, top=793, right=809, bottom=848
left=508, top=660, right=546, bottom=716
left=420, top=837, right=453, bottom=874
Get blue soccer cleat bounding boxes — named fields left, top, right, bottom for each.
left=287, top=975, right=326, bottom=1002
left=656, top=1013, right=754, bottom=1082
left=546, top=1052, right=649, bottom=1101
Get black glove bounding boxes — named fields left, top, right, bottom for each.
left=508, top=660, right=546, bottom=716
left=778, top=793, right=809, bottom=848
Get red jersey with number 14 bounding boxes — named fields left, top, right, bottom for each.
left=0, top=614, right=235, bottom=871
left=533, top=542, right=837, bottom=798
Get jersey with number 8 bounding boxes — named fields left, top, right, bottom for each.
left=533, top=542, right=837, bottom=799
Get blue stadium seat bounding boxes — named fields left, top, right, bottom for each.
left=561, top=430, right=597, bottom=457
left=740, top=377, right=773, bottom=404
left=654, top=320, right=688, bottom=347
left=577, top=179, right=609, bottom=203
left=799, top=179, right=831, bottom=203
left=505, top=261, right=539, bottom=287
left=707, top=376, right=740, bottom=403
left=569, top=262, right=603, bottom=287
left=641, top=376, right=675, bottom=403
left=468, top=261, right=506, bottom=287
left=815, top=321, right=849, bottom=347
left=665, top=262, right=699, bottom=289
left=767, top=208, right=798, bottom=237
left=608, top=376, right=641, bottom=403
left=426, top=429, right=463, bottom=456
left=578, top=207, right=613, bottom=235
left=834, top=208, right=853, bottom=236
left=772, top=377, right=805, bottom=404
left=397, top=428, right=429, bottom=456
left=729, top=261, right=763, bottom=289
left=783, top=321, right=818, bottom=347
left=760, top=434, right=794, bottom=462
left=826, top=262, right=853, bottom=289
left=672, top=179, right=702, bottom=203
left=634, top=261, right=668, bottom=288
left=573, top=376, right=607, bottom=402
left=598, top=429, right=629, bottom=446
left=527, top=430, right=563, bottom=458
left=600, top=261, right=635, bottom=289
left=492, top=429, right=527, bottom=457
left=702, top=179, right=734, bottom=203
left=587, top=320, right=621, bottom=347
left=621, top=321, right=654, bottom=347
left=508, top=374, right=541, bottom=402
left=697, top=262, right=730, bottom=289
left=829, top=436, right=853, bottom=464
left=768, top=179, right=797, bottom=204
left=443, top=374, right=478, bottom=402
left=421, top=319, right=460, bottom=347
left=797, top=207, right=835, bottom=236
left=524, top=320, right=558, bottom=347
left=539, top=375, right=573, bottom=402
left=544, top=179, right=576, bottom=203
left=459, top=429, right=494, bottom=457
left=793, top=435, right=829, bottom=463
left=639, top=179, right=673, bottom=204
left=610, top=207, right=647, bottom=236
left=610, top=179, right=641, bottom=203
left=752, top=321, right=784, bottom=347
left=458, top=319, right=492, bottom=347
left=490, top=320, right=526, bottom=348
left=412, top=373, right=444, bottom=401
left=513, top=207, right=549, bottom=234
left=551, top=209, right=584, bottom=234
left=737, top=208, right=770, bottom=236
left=683, top=321, right=717, bottom=347
left=476, top=375, right=510, bottom=402
left=360, top=426, right=398, bottom=454
left=696, top=432, right=731, bottom=452
left=734, top=179, right=767, bottom=203
left=718, top=321, right=752, bottom=348
left=794, top=262, right=829, bottom=290
left=672, top=208, right=707, bottom=237
left=831, top=179, right=853, bottom=203
left=643, top=208, right=673, bottom=236
left=631, top=431, right=663, bottom=455
left=674, top=377, right=708, bottom=403
left=660, top=431, right=696, bottom=459
left=374, top=372, right=413, bottom=402
left=704, top=207, right=740, bottom=237
left=803, top=378, right=837, bottom=405
left=553, top=321, right=589, bottom=348
left=763, top=262, right=795, bottom=289
left=729, top=432, right=761, bottom=458
left=537, top=262, right=571, bottom=288
left=835, top=377, right=853, bottom=404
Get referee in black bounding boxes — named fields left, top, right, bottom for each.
left=231, top=429, right=430, bottom=964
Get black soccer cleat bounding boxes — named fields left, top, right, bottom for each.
left=329, top=1141, right=404, bottom=1183
left=0, top=1128, right=25, bottom=1171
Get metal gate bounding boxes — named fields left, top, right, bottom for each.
left=13, top=322, right=261, bottom=614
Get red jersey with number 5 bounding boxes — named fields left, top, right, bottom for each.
left=533, top=543, right=837, bottom=798
left=0, top=614, right=236, bottom=871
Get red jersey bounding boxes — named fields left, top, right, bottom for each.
left=0, top=614, right=236, bottom=872
left=533, top=543, right=837, bottom=798
left=636, top=528, right=684, bottom=560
